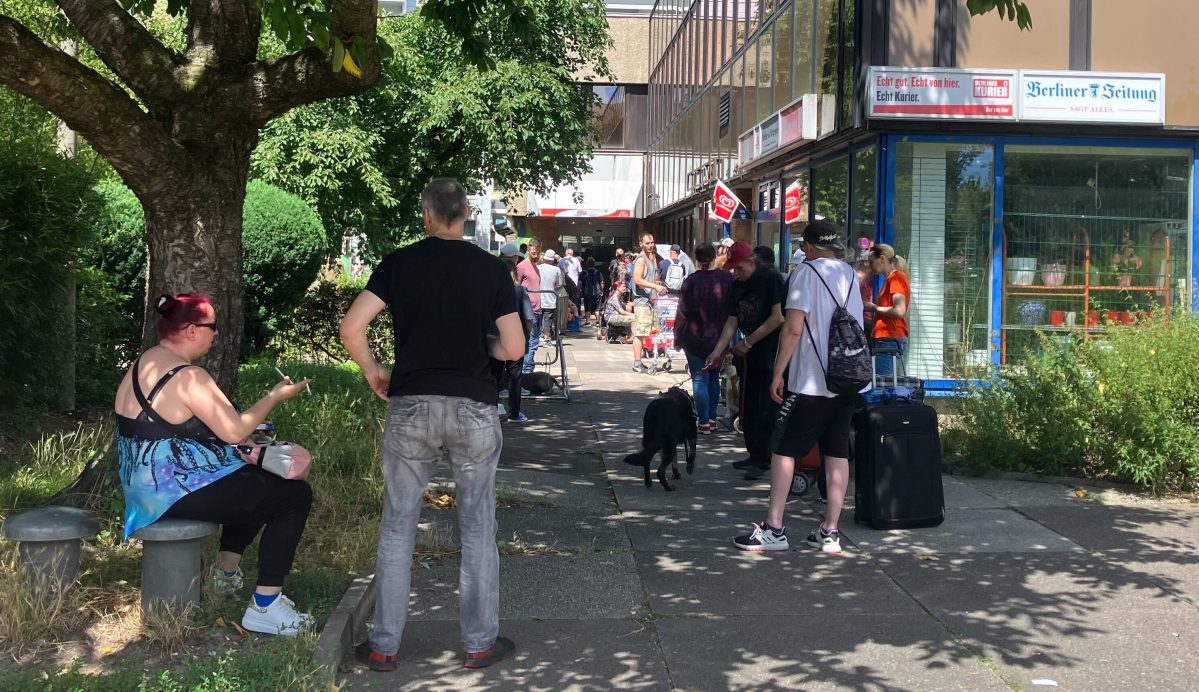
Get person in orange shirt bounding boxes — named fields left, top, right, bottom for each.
left=865, top=244, right=910, bottom=377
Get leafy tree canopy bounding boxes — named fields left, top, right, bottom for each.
left=251, top=0, right=612, bottom=253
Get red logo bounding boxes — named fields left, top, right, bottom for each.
left=973, top=78, right=1010, bottom=99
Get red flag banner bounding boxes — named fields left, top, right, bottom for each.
left=711, top=179, right=741, bottom=224
left=783, top=180, right=804, bottom=224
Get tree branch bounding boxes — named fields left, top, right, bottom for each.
left=248, top=0, right=379, bottom=124
left=54, top=0, right=184, bottom=107
left=186, top=0, right=262, bottom=68
left=0, top=14, right=191, bottom=194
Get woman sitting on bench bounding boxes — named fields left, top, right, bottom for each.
left=114, top=293, right=313, bottom=636
left=600, top=280, right=635, bottom=344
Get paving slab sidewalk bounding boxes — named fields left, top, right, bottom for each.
left=340, top=328, right=1199, bottom=691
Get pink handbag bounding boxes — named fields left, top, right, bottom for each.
left=235, top=441, right=312, bottom=480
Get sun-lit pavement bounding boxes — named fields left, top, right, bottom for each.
left=340, top=324, right=1199, bottom=691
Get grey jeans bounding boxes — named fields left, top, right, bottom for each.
left=370, top=395, right=502, bottom=655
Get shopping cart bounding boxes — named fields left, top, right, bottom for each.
left=637, top=295, right=682, bottom=375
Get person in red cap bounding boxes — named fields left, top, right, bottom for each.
left=705, top=240, right=786, bottom=480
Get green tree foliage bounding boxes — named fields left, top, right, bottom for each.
left=242, top=181, right=327, bottom=351
left=0, top=89, right=100, bottom=410
left=252, top=0, right=612, bottom=252
left=88, top=181, right=325, bottom=356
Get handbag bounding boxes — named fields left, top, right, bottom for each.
left=235, top=440, right=312, bottom=480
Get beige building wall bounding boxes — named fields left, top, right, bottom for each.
left=1092, top=0, right=1199, bottom=126
left=956, top=0, right=1069, bottom=69
left=888, top=0, right=936, bottom=67
left=605, top=17, right=650, bottom=84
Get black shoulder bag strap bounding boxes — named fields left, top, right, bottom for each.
left=130, top=356, right=196, bottom=438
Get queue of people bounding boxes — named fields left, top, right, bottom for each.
left=114, top=174, right=908, bottom=673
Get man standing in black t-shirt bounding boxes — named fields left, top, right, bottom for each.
left=340, top=179, right=524, bottom=673
left=705, top=241, right=786, bottom=480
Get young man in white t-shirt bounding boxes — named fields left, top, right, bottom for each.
left=734, top=220, right=866, bottom=555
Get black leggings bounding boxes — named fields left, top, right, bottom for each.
left=164, top=465, right=312, bottom=587
left=491, top=359, right=524, bottom=417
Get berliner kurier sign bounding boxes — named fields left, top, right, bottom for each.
left=868, top=67, right=1166, bottom=125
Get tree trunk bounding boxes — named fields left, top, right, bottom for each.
left=141, top=139, right=253, bottom=394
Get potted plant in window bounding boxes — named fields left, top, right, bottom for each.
left=1111, top=230, right=1142, bottom=288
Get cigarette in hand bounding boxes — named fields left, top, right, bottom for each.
left=275, top=366, right=312, bottom=395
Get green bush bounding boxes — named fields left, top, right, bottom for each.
left=82, top=180, right=146, bottom=348
left=242, top=180, right=327, bottom=352
left=84, top=179, right=326, bottom=357
left=270, top=274, right=393, bottom=363
left=0, top=91, right=101, bottom=412
left=955, top=317, right=1199, bottom=493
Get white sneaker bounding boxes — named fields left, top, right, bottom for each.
left=733, top=522, right=790, bottom=552
left=497, top=403, right=507, bottom=416
left=209, top=564, right=243, bottom=596
left=241, top=594, right=313, bottom=636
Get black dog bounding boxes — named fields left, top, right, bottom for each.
left=622, top=387, right=697, bottom=491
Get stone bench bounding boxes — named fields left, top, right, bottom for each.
left=130, top=518, right=218, bottom=615
left=1, top=506, right=98, bottom=594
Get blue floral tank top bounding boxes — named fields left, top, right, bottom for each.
left=116, top=360, right=245, bottom=539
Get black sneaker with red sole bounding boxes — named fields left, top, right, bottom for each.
left=354, top=641, right=398, bottom=672
left=463, top=636, right=516, bottom=669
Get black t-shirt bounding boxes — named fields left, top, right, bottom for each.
left=728, top=267, right=786, bottom=354
left=365, top=237, right=518, bottom=404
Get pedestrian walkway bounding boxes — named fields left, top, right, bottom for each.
left=340, top=325, right=1199, bottom=691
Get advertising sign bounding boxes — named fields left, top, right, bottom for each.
left=868, top=67, right=1018, bottom=120
left=737, top=127, right=758, bottom=168
left=711, top=179, right=742, bottom=224
left=759, top=116, right=780, bottom=156
left=783, top=180, right=804, bottom=224
left=1019, top=71, right=1165, bottom=124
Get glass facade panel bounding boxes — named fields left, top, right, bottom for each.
left=733, top=52, right=748, bottom=139
left=756, top=27, right=774, bottom=126
left=815, top=0, right=839, bottom=107
left=812, top=156, right=848, bottom=230
left=792, top=0, right=814, bottom=97
left=840, top=0, right=855, bottom=127
left=785, top=170, right=811, bottom=267
left=1001, top=145, right=1191, bottom=364
left=773, top=1, right=793, bottom=111
left=851, top=145, right=877, bottom=255
left=892, top=142, right=994, bottom=380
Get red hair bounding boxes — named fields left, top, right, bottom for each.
left=155, top=293, right=213, bottom=338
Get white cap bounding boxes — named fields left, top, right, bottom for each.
left=543, top=249, right=557, bottom=261
left=791, top=248, right=807, bottom=265
left=499, top=242, right=521, bottom=258
left=719, top=237, right=735, bottom=248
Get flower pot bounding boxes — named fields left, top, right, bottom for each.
left=1041, top=263, right=1067, bottom=287
left=1017, top=301, right=1047, bottom=325
left=1118, top=311, right=1135, bottom=325
left=1005, top=257, right=1038, bottom=286
left=1049, top=310, right=1066, bottom=326
left=1086, top=311, right=1101, bottom=327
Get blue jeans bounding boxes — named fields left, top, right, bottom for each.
left=371, top=395, right=502, bottom=656
left=522, top=312, right=544, bottom=373
left=874, top=337, right=908, bottom=378
left=686, top=354, right=720, bottom=424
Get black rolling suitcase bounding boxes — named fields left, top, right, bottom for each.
left=854, top=347, right=945, bottom=530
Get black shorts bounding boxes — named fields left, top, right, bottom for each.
left=770, top=392, right=856, bottom=460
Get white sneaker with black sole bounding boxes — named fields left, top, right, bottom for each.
left=805, top=526, right=843, bottom=554
left=241, top=594, right=313, bottom=636
left=733, top=522, right=789, bottom=552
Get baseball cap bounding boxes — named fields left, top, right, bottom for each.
left=543, top=249, right=558, bottom=261
left=791, top=247, right=807, bottom=265
left=726, top=241, right=754, bottom=267
left=802, top=220, right=845, bottom=252
left=499, top=242, right=521, bottom=258
left=719, top=237, right=735, bottom=248
left=670, top=244, right=682, bottom=253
